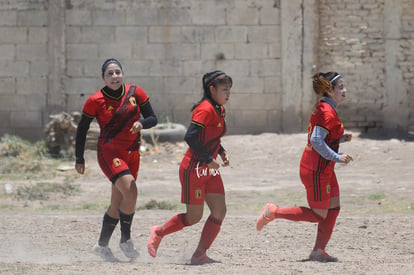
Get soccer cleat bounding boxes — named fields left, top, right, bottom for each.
left=256, top=203, right=278, bottom=231
left=309, top=249, right=338, bottom=262
left=93, top=243, right=117, bottom=262
left=147, top=225, right=163, bottom=257
left=119, top=239, right=139, bottom=259
left=190, top=252, right=219, bottom=265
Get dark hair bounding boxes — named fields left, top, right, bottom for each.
left=101, top=58, right=123, bottom=77
left=191, top=70, right=233, bottom=111
left=312, top=71, right=341, bottom=97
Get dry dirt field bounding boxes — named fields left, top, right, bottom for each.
left=0, top=132, right=413, bottom=274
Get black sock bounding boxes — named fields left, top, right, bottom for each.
left=119, top=210, right=134, bottom=243
left=98, top=212, right=119, bottom=247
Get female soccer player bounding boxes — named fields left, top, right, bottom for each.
left=256, top=72, right=353, bottom=262
left=147, top=70, right=232, bottom=265
left=75, top=58, right=157, bottom=260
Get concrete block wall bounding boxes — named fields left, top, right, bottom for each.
left=63, top=0, right=282, bottom=136
left=0, top=1, right=48, bottom=139
left=318, top=0, right=413, bottom=135
left=0, top=0, right=412, bottom=141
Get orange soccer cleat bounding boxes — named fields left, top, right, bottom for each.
left=256, top=203, right=278, bottom=231
left=309, top=249, right=338, bottom=262
left=147, top=225, right=163, bottom=257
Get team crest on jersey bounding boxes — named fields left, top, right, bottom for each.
left=326, top=184, right=331, bottom=194
left=129, top=96, right=137, bottom=106
left=195, top=189, right=202, bottom=199
left=217, top=122, right=222, bottom=127
left=113, top=158, right=121, bottom=167
left=107, top=105, right=114, bottom=111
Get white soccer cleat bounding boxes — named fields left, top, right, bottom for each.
left=119, top=239, right=139, bottom=259
left=93, top=243, right=117, bottom=262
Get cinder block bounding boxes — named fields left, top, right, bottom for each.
left=65, top=10, right=92, bottom=26
left=29, top=60, right=48, bottom=77
left=231, top=77, right=264, bottom=94
left=0, top=112, right=10, bottom=127
left=250, top=59, right=281, bottom=76
left=260, top=4, right=280, bottom=25
left=25, top=94, right=46, bottom=111
left=0, top=11, right=17, bottom=26
left=92, top=10, right=125, bottom=26
left=133, top=43, right=200, bottom=60
left=0, top=45, right=15, bottom=60
left=162, top=76, right=197, bottom=94
left=29, top=27, right=48, bottom=43
left=0, top=27, right=27, bottom=43
left=11, top=111, right=42, bottom=128
left=182, top=27, right=215, bottom=43
left=247, top=26, right=280, bottom=42
left=17, top=10, right=48, bottom=26
left=201, top=43, right=234, bottom=60
left=149, top=26, right=181, bottom=43
left=16, top=78, right=47, bottom=95
left=125, top=9, right=159, bottom=25
left=63, top=78, right=101, bottom=95
left=235, top=43, right=269, bottom=59
left=227, top=6, right=259, bottom=25
left=0, top=77, right=15, bottom=94
left=16, top=44, right=47, bottom=61
left=115, top=26, right=147, bottom=43
left=216, top=26, right=248, bottom=42
left=191, top=3, right=225, bottom=25
left=0, top=61, right=29, bottom=77
left=67, top=44, right=99, bottom=60
left=99, top=44, right=132, bottom=59
left=160, top=8, right=192, bottom=25
left=81, top=27, right=115, bottom=43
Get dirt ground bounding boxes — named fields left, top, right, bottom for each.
left=0, top=132, right=413, bottom=274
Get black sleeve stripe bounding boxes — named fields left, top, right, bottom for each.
left=82, top=111, right=95, bottom=118
left=139, top=97, right=150, bottom=107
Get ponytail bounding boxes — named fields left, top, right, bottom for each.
left=312, top=71, right=341, bottom=97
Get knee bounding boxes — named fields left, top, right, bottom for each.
left=213, top=205, right=226, bottom=220
left=186, top=213, right=203, bottom=225
left=124, top=180, right=137, bottom=202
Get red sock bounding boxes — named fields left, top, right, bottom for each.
left=193, top=215, right=222, bottom=257
left=275, top=206, right=322, bottom=222
left=159, top=213, right=190, bottom=237
left=314, top=207, right=340, bottom=251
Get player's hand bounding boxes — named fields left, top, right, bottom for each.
left=220, top=151, right=230, bottom=166
left=207, top=159, right=220, bottom=169
left=343, top=133, right=352, bottom=142
left=75, top=163, right=85, bottom=174
left=130, top=121, right=143, bottom=134
left=339, top=154, right=353, bottom=164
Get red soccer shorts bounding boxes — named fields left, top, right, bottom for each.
left=300, top=165, right=339, bottom=210
left=179, top=159, right=225, bottom=205
left=97, top=141, right=140, bottom=184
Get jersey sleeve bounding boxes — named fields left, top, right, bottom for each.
left=82, top=96, right=98, bottom=118
left=135, top=86, right=150, bottom=106
left=191, top=106, right=211, bottom=128
left=314, top=104, right=335, bottom=132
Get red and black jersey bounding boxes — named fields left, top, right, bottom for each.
left=183, top=99, right=226, bottom=164
left=300, top=100, right=344, bottom=172
left=82, top=83, right=149, bottom=150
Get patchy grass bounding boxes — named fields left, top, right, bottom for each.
left=15, top=182, right=80, bottom=201
left=137, top=199, right=179, bottom=210
left=0, top=134, right=75, bottom=181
